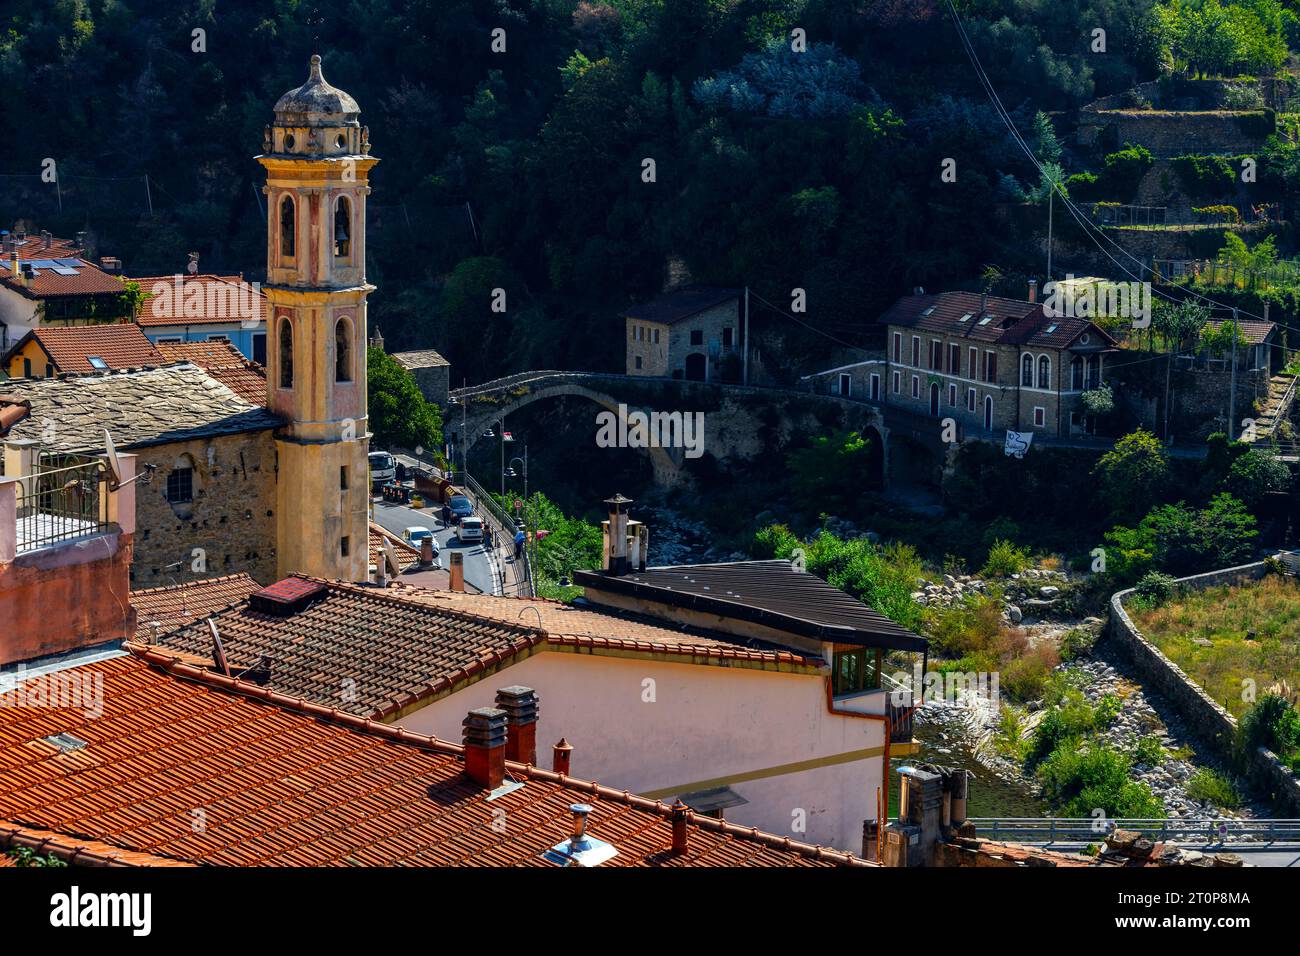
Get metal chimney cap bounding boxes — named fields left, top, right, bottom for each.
left=604, top=493, right=633, bottom=508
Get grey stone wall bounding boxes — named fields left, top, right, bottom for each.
left=130, top=430, right=279, bottom=589
left=1107, top=562, right=1300, bottom=814
left=410, top=363, right=449, bottom=408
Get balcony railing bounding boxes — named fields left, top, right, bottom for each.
left=881, top=671, right=916, bottom=744
left=14, top=454, right=111, bottom=554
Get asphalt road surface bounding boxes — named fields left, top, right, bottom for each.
left=370, top=494, right=500, bottom=594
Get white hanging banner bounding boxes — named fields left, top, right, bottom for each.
left=1004, top=430, right=1033, bottom=459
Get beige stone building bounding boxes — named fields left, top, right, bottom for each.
left=623, top=286, right=742, bottom=381
left=878, top=290, right=1117, bottom=438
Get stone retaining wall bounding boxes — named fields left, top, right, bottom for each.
left=1107, top=561, right=1300, bottom=814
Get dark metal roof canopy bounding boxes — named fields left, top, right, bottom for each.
left=575, top=560, right=928, bottom=653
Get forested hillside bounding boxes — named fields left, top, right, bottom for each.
left=3, top=0, right=1296, bottom=381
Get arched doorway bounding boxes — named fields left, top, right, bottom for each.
left=929, top=382, right=940, bottom=417
left=983, top=395, right=993, bottom=431
left=684, top=353, right=706, bottom=381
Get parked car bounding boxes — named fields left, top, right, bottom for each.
left=458, top=516, right=484, bottom=544
left=447, top=494, right=474, bottom=524
left=368, top=451, right=396, bottom=487
left=402, top=526, right=438, bottom=555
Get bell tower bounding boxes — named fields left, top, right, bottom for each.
left=258, top=54, right=377, bottom=581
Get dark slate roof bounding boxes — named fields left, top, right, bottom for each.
left=391, top=349, right=449, bottom=369
left=621, top=286, right=741, bottom=326
left=575, top=560, right=927, bottom=652
left=880, top=292, right=1117, bottom=350
left=0, top=364, right=283, bottom=453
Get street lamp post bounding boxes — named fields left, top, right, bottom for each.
left=507, top=447, right=529, bottom=591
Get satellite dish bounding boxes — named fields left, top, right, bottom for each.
left=103, top=428, right=122, bottom=487
left=381, top=536, right=402, bottom=577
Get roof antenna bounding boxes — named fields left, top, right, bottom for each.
left=208, top=618, right=231, bottom=677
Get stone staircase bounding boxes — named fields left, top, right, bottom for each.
left=1252, top=371, right=1298, bottom=439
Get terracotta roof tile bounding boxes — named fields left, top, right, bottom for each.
left=0, top=821, right=194, bottom=867
left=148, top=576, right=544, bottom=718
left=3, top=233, right=83, bottom=262
left=129, top=274, right=268, bottom=327
left=6, top=324, right=165, bottom=375
left=0, top=254, right=125, bottom=300
left=0, top=651, right=865, bottom=867
left=396, top=587, right=823, bottom=664
left=153, top=340, right=267, bottom=404
left=143, top=575, right=819, bottom=721
left=1204, top=318, right=1275, bottom=345
left=131, top=573, right=262, bottom=641
left=880, top=291, right=1118, bottom=351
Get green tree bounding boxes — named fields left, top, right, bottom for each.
left=1226, top=449, right=1292, bottom=505
left=1094, top=428, right=1170, bottom=523
left=785, top=430, right=875, bottom=515
left=366, top=346, right=443, bottom=454
left=1152, top=298, right=1208, bottom=352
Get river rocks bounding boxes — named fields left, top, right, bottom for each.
left=1039, top=585, right=1061, bottom=599
left=1006, top=605, right=1023, bottom=624
left=1062, top=657, right=1267, bottom=825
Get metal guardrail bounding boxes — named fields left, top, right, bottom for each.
left=968, top=817, right=1300, bottom=844
left=462, top=471, right=533, bottom=597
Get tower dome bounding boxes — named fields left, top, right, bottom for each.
left=263, top=55, right=369, bottom=158
left=274, top=54, right=360, bottom=125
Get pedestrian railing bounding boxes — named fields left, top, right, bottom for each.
left=463, top=471, right=533, bottom=597
left=967, top=817, right=1300, bottom=844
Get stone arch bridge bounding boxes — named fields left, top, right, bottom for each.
left=445, top=371, right=949, bottom=488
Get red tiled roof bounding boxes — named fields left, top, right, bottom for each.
left=148, top=576, right=545, bottom=718
left=368, top=523, right=420, bottom=573
left=144, top=575, right=821, bottom=721
left=131, top=573, right=262, bottom=642
left=154, top=340, right=267, bottom=404
left=0, top=650, right=865, bottom=866
left=1204, top=318, right=1275, bottom=345
left=881, top=291, right=1118, bottom=351
left=129, top=274, right=268, bottom=327
left=4, top=233, right=83, bottom=262
left=0, top=258, right=126, bottom=300
left=7, top=324, right=165, bottom=375
left=398, top=588, right=824, bottom=663
left=0, top=822, right=194, bottom=868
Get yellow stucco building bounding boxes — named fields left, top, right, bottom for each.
left=258, top=55, right=377, bottom=581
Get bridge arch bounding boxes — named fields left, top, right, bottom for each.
left=450, top=374, right=681, bottom=485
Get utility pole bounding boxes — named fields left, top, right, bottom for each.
left=1046, top=186, right=1054, bottom=281
left=1229, top=306, right=1239, bottom=438
left=743, top=286, right=750, bottom=386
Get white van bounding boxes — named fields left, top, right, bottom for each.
left=458, top=516, right=484, bottom=545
